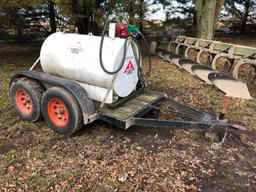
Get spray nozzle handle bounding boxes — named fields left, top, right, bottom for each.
left=127, top=24, right=140, bottom=34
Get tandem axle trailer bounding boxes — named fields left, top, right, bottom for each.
left=9, top=71, right=246, bottom=136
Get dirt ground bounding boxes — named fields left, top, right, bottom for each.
left=0, top=40, right=256, bottom=191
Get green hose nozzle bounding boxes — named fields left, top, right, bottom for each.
left=127, top=24, right=140, bottom=34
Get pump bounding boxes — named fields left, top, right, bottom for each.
left=99, top=19, right=151, bottom=84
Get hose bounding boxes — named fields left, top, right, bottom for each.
left=131, top=37, right=145, bottom=88
left=139, top=31, right=152, bottom=82
left=130, top=37, right=142, bottom=70
left=99, top=19, right=152, bottom=84
left=99, top=19, right=128, bottom=74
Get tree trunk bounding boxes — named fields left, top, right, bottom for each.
left=12, top=8, right=24, bottom=42
left=128, top=0, right=136, bottom=23
left=95, top=0, right=101, bottom=9
left=138, top=0, right=145, bottom=31
left=194, top=0, right=203, bottom=32
left=70, top=0, right=102, bottom=34
left=195, top=0, right=224, bottom=40
left=70, top=0, right=89, bottom=34
left=205, top=0, right=216, bottom=39
left=214, top=0, right=225, bottom=29
left=48, top=1, right=57, bottom=34
left=240, top=0, right=251, bottom=34
left=16, top=24, right=24, bottom=42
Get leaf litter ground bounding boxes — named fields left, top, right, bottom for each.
left=0, top=42, right=255, bottom=191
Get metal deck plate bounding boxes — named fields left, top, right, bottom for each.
left=101, top=90, right=165, bottom=120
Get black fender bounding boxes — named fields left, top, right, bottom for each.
left=10, top=71, right=98, bottom=124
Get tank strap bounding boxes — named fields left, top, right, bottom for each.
left=99, top=74, right=117, bottom=109
left=29, top=57, right=40, bottom=71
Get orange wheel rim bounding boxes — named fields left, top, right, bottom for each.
left=47, top=98, right=69, bottom=127
left=15, top=89, right=33, bottom=115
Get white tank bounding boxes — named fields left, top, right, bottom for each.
left=40, top=32, right=139, bottom=104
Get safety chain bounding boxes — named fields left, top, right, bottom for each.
left=211, top=129, right=228, bottom=150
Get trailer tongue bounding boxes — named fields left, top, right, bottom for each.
left=100, top=89, right=243, bottom=132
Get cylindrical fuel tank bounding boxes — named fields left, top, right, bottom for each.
left=40, top=32, right=139, bottom=103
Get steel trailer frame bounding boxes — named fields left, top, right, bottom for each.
left=10, top=71, right=245, bottom=133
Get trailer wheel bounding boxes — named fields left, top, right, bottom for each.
left=41, top=87, right=83, bottom=135
left=9, top=77, right=44, bottom=122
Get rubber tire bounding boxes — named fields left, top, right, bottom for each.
left=9, top=77, right=44, bottom=122
left=41, top=87, right=83, bottom=135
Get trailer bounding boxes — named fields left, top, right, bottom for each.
left=9, top=70, right=246, bottom=136
left=8, top=21, right=247, bottom=137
